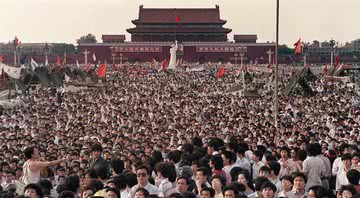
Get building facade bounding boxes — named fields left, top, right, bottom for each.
left=79, top=5, right=277, bottom=64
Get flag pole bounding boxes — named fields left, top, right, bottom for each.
left=14, top=46, right=17, bottom=66
left=274, top=0, right=280, bottom=128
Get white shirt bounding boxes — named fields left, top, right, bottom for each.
left=129, top=182, right=160, bottom=198
left=236, top=156, right=251, bottom=173
left=336, top=169, right=349, bottom=191
left=332, top=157, right=344, bottom=176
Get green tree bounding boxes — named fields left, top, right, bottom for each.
left=51, top=43, right=76, bottom=55
left=278, top=44, right=294, bottom=54
left=76, top=34, right=97, bottom=45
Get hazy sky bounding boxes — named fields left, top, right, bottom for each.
left=1, top=0, right=359, bottom=46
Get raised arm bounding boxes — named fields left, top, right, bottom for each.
left=30, top=158, right=66, bottom=171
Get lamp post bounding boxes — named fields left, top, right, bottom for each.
left=303, top=43, right=308, bottom=67
left=239, top=47, right=247, bottom=91
left=234, top=53, right=238, bottom=65
left=44, top=42, right=49, bottom=65
left=119, top=53, right=123, bottom=65
left=274, top=0, right=280, bottom=128
left=330, top=39, right=335, bottom=67
left=112, top=53, right=116, bottom=65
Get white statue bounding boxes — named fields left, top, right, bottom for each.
left=168, top=40, right=178, bottom=70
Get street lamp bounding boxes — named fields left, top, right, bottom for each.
left=303, top=43, right=308, bottom=67
left=44, top=42, right=50, bottom=65
left=274, top=0, right=280, bottom=128
left=112, top=53, right=116, bottom=65
left=234, top=53, right=238, bottom=65
left=330, top=39, right=336, bottom=67
left=119, top=53, right=123, bottom=65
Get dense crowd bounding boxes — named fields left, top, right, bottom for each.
left=0, top=65, right=359, bottom=198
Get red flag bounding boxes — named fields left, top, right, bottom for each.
left=161, top=59, right=168, bottom=70
left=97, top=64, right=107, bottom=77
left=86, top=64, right=91, bottom=72
left=0, top=55, right=3, bottom=63
left=175, top=16, right=181, bottom=28
left=56, top=65, right=61, bottom=73
left=335, top=55, right=339, bottom=67
left=216, top=66, right=225, bottom=78
left=14, top=37, right=19, bottom=47
left=151, top=58, right=157, bottom=63
left=56, top=55, right=61, bottom=65
left=294, top=38, right=301, bottom=54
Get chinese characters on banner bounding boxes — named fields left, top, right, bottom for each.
left=196, top=46, right=247, bottom=53
left=112, top=46, right=162, bottom=53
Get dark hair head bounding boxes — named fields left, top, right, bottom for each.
left=254, top=176, right=270, bottom=191
left=346, top=169, right=360, bottom=185
left=58, top=190, right=75, bottom=198
left=177, top=176, right=190, bottom=185
left=63, top=175, right=80, bottom=193
left=160, top=162, right=177, bottom=183
left=224, top=151, right=237, bottom=164
left=24, top=183, right=44, bottom=198
left=169, top=193, right=184, bottom=198
left=88, top=179, right=104, bottom=192
left=260, top=181, right=277, bottom=192
left=24, top=146, right=35, bottom=159
left=292, top=172, right=307, bottom=183
left=340, top=185, right=357, bottom=196
left=93, top=162, right=110, bottom=180
left=106, top=187, right=120, bottom=198
left=297, top=150, right=307, bottom=161
left=167, top=150, right=182, bottom=164
left=136, top=164, right=150, bottom=174
left=201, top=187, right=215, bottom=197
left=182, top=143, right=194, bottom=154
left=230, top=167, right=244, bottom=183
left=38, top=179, right=53, bottom=195
left=111, top=174, right=127, bottom=190
left=192, top=137, right=203, bottom=147
left=210, top=155, right=223, bottom=170
left=308, top=186, right=335, bottom=198
left=181, top=192, right=197, bottom=198
left=110, top=159, right=124, bottom=175
left=91, top=144, right=103, bottom=152
left=253, top=150, right=263, bottom=161
left=341, top=153, right=352, bottom=161
left=196, top=167, right=209, bottom=177
left=268, top=161, right=281, bottom=176
left=280, top=175, right=293, bottom=184
left=125, top=172, right=138, bottom=188
left=211, top=174, right=226, bottom=187
left=222, top=185, right=238, bottom=196
left=135, top=188, right=150, bottom=197
left=307, top=143, right=321, bottom=157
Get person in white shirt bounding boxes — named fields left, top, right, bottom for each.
left=336, top=153, right=352, bottom=192
left=221, top=151, right=236, bottom=185
left=332, top=143, right=351, bottom=176
left=155, top=162, right=176, bottom=197
left=128, top=165, right=160, bottom=198
left=22, top=146, right=66, bottom=185
left=235, top=147, right=251, bottom=173
left=252, top=150, right=264, bottom=180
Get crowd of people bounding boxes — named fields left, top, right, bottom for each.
left=0, top=64, right=359, bottom=198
